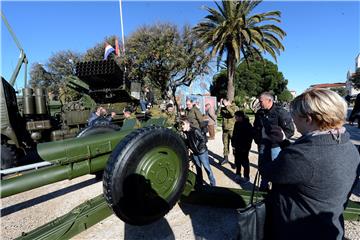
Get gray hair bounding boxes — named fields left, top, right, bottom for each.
left=260, top=92, right=274, bottom=102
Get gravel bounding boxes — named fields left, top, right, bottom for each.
left=1, top=126, right=359, bottom=240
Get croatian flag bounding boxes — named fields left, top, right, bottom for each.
left=104, top=42, right=115, bottom=60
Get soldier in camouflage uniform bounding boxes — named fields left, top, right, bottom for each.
left=220, top=98, right=238, bottom=165
left=123, top=107, right=141, bottom=129
left=162, top=103, right=177, bottom=127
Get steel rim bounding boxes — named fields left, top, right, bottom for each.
left=136, top=146, right=182, bottom=200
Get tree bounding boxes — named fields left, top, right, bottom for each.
left=124, top=23, right=210, bottom=107
left=47, top=50, right=82, bottom=82
left=330, top=87, right=346, bottom=97
left=29, top=63, right=53, bottom=88
left=277, top=89, right=293, bottom=103
left=194, top=0, right=286, bottom=102
left=29, top=50, right=83, bottom=101
left=211, top=59, right=288, bottom=105
left=46, top=50, right=82, bottom=101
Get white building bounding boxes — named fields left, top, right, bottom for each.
left=345, top=54, right=360, bottom=96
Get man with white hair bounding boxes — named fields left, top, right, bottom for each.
left=253, top=92, right=294, bottom=191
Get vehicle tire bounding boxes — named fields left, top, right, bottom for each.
left=103, top=126, right=189, bottom=225
left=1, top=143, right=18, bottom=169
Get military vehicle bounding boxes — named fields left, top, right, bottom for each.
left=0, top=11, right=142, bottom=170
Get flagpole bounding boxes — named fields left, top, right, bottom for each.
left=119, top=0, right=125, bottom=54
left=119, top=0, right=126, bottom=90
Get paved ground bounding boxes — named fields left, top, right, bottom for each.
left=1, top=124, right=360, bottom=240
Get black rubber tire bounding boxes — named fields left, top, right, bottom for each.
left=1, top=143, right=18, bottom=169
left=103, top=126, right=189, bottom=226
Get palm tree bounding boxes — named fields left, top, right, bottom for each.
left=194, top=0, right=286, bottom=101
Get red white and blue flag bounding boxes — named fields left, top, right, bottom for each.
left=104, top=42, right=115, bottom=60
left=115, top=38, right=120, bottom=56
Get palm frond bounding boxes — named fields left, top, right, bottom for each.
left=193, top=0, right=286, bottom=100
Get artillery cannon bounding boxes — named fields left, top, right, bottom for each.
left=0, top=58, right=145, bottom=170
left=1, top=124, right=360, bottom=239
left=1, top=10, right=146, bottom=171
left=1, top=8, right=149, bottom=172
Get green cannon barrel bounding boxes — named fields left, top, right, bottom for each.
left=36, top=129, right=130, bottom=164
left=1, top=129, right=132, bottom=198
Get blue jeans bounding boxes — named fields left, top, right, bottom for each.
left=271, top=147, right=281, bottom=161
left=258, top=145, right=281, bottom=189
left=192, top=151, right=216, bottom=186
left=140, top=100, right=148, bottom=111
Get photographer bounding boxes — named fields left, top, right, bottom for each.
left=180, top=117, right=216, bottom=187
left=219, top=98, right=238, bottom=165
left=253, top=92, right=294, bottom=191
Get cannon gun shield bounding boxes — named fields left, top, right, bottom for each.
left=103, top=126, right=189, bottom=225
left=76, top=119, right=120, bottom=138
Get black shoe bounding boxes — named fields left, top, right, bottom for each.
left=243, top=177, right=250, bottom=183
left=220, top=156, right=229, bottom=165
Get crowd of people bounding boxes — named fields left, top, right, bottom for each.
left=179, top=89, right=359, bottom=240
left=86, top=86, right=359, bottom=239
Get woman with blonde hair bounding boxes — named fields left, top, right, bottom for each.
left=259, top=88, right=360, bottom=240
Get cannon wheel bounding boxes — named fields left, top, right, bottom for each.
left=103, top=126, right=189, bottom=225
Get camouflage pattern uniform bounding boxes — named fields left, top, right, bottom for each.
left=220, top=103, right=238, bottom=157
left=162, top=111, right=177, bottom=127
left=123, top=114, right=141, bottom=129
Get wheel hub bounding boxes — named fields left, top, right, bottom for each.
left=136, top=146, right=181, bottom=199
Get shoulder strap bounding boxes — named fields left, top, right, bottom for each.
left=250, top=171, right=261, bottom=204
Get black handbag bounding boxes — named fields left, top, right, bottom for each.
left=237, top=172, right=266, bottom=240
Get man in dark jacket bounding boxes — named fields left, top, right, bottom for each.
left=185, top=99, right=203, bottom=129
left=88, top=106, right=115, bottom=126
left=253, top=92, right=294, bottom=191
left=180, top=117, right=216, bottom=186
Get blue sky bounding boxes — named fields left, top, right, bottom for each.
left=1, top=1, right=359, bottom=95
